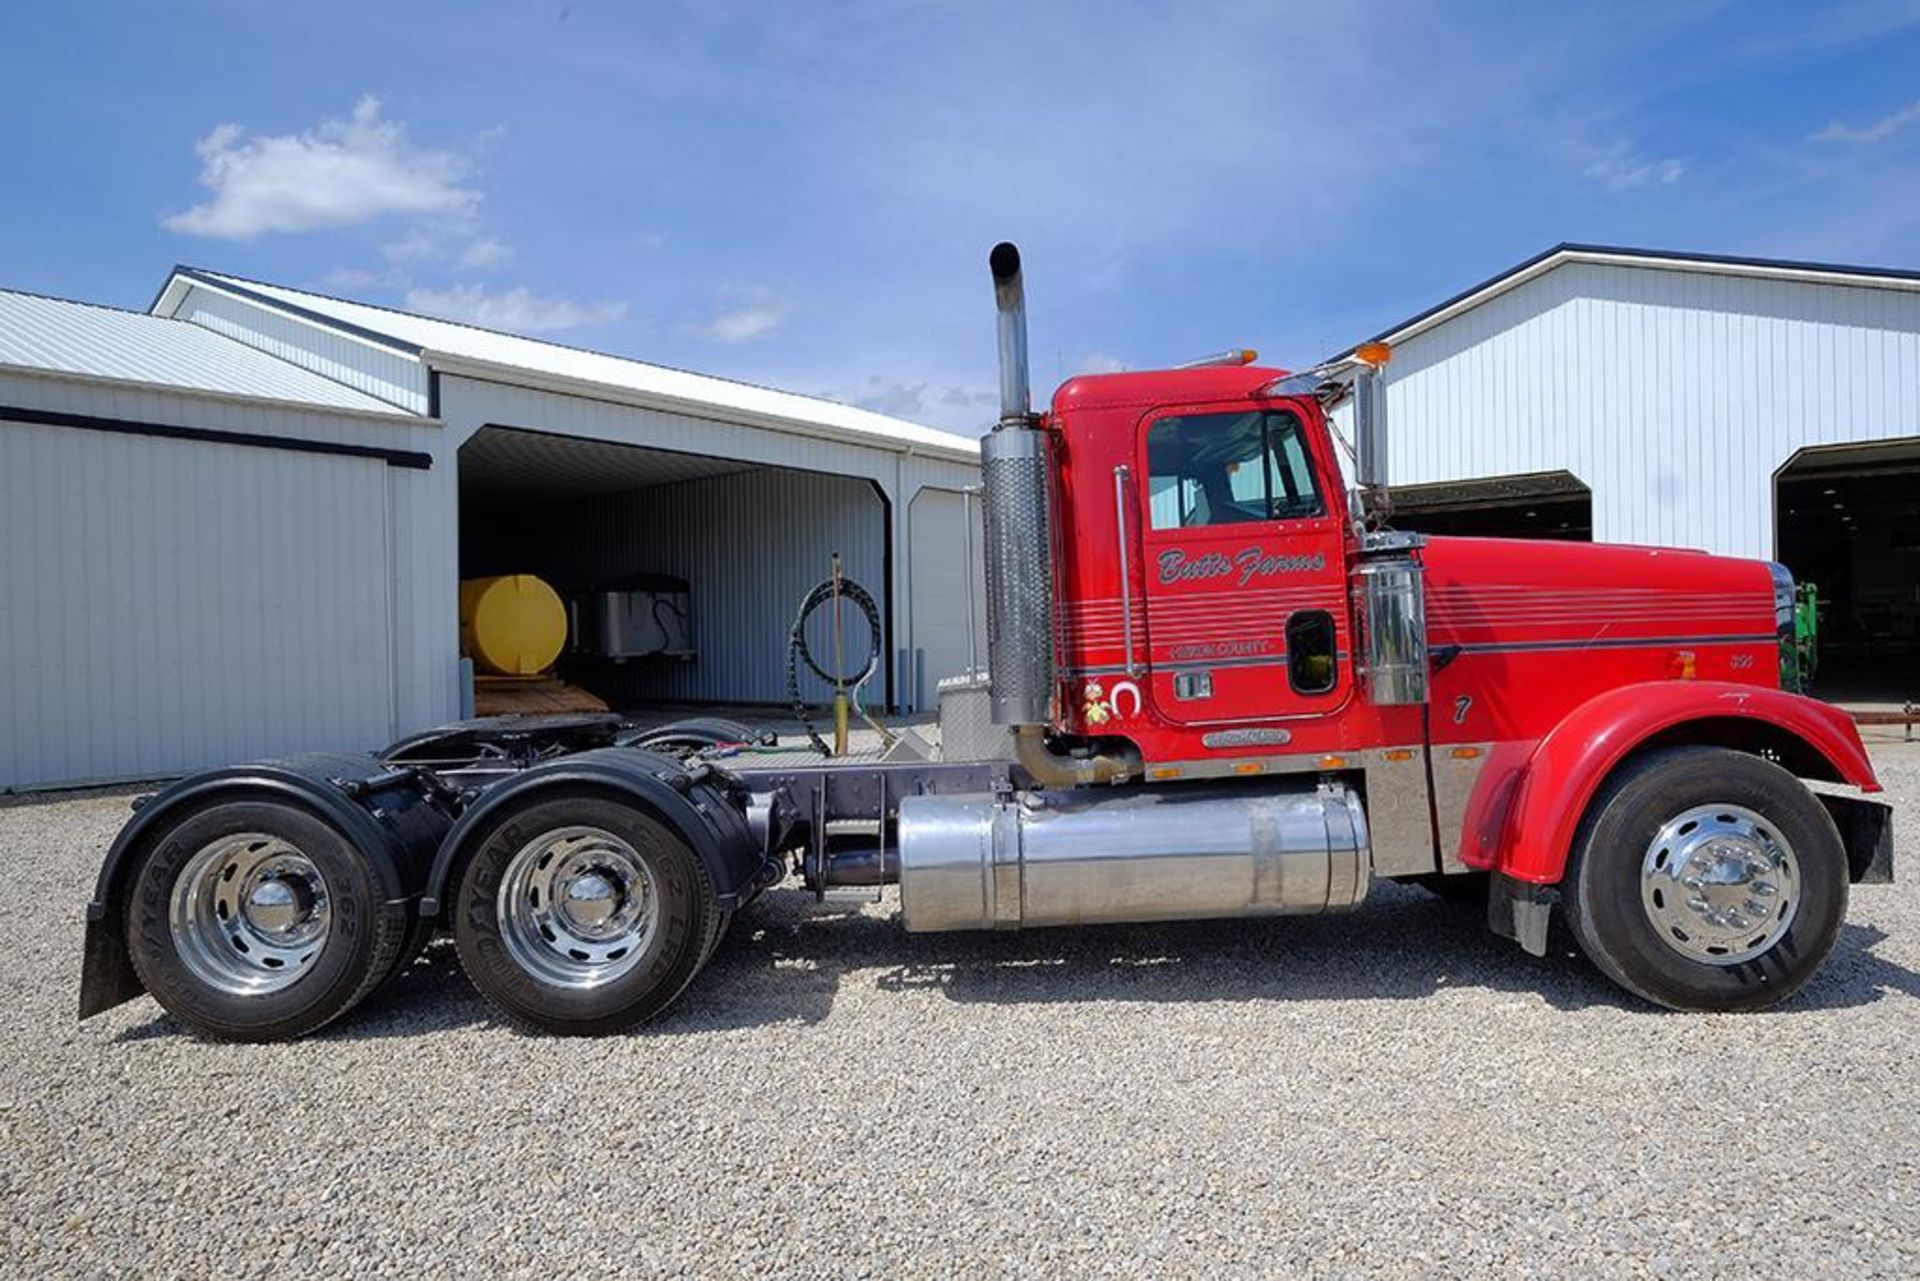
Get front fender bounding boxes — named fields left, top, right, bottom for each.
left=417, top=747, right=765, bottom=920
left=1490, top=682, right=1880, bottom=885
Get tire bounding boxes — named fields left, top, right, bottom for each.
left=1562, top=746, right=1847, bottom=1012
left=124, top=800, right=404, bottom=1041
left=452, top=793, right=722, bottom=1035
left=379, top=909, right=440, bottom=988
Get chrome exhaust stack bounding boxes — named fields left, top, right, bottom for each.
left=990, top=242, right=1032, bottom=424
left=981, top=242, right=1056, bottom=729
left=980, top=243, right=1137, bottom=785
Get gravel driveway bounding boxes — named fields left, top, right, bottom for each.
left=5, top=739, right=1916, bottom=1277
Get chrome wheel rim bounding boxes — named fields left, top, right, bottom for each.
left=1640, top=803, right=1799, bottom=966
left=497, top=826, right=659, bottom=990
left=170, top=833, right=331, bottom=996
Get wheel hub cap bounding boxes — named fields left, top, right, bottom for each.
left=170, top=835, right=331, bottom=996
left=497, top=827, right=659, bottom=990
left=558, top=869, right=623, bottom=934
left=1640, top=804, right=1799, bottom=966
left=244, top=875, right=314, bottom=935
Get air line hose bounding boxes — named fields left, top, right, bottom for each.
left=786, top=574, right=884, bottom=756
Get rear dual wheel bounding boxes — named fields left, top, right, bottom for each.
left=1563, top=747, right=1847, bottom=1012
left=125, top=801, right=409, bottom=1041
left=452, top=794, right=723, bottom=1035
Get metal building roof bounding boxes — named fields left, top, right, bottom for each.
left=0, top=289, right=415, bottom=418
left=156, top=268, right=980, bottom=461
left=1337, top=243, right=1920, bottom=359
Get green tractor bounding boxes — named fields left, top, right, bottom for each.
left=1783, top=580, right=1819, bottom=693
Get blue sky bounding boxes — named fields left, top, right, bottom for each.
left=4, top=1, right=1919, bottom=433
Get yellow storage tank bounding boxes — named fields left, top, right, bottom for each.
left=459, top=574, right=567, bottom=676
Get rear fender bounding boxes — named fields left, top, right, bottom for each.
left=1487, top=682, right=1880, bottom=885
left=81, top=754, right=452, bottom=1018
left=418, top=747, right=767, bottom=922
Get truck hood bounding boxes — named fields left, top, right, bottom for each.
left=1418, top=535, right=1781, bottom=680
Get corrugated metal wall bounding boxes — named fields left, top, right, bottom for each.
left=1, top=406, right=399, bottom=788
left=906, top=487, right=988, bottom=705
left=176, top=284, right=431, bottom=414
left=1370, top=262, right=1920, bottom=558
left=496, top=468, right=887, bottom=705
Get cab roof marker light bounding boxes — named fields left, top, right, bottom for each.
left=1176, top=348, right=1259, bottom=369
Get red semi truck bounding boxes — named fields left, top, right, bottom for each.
left=80, top=244, right=1893, bottom=1040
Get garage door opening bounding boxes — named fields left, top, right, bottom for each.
left=458, top=425, right=891, bottom=717
left=1775, top=438, right=1920, bottom=699
left=1385, top=470, right=1593, bottom=540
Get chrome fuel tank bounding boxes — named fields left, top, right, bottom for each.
left=897, top=783, right=1369, bottom=932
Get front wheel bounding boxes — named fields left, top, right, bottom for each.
left=452, top=794, right=722, bottom=1034
left=1562, top=746, right=1847, bottom=1011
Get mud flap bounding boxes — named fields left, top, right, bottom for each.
left=1488, top=874, right=1558, bottom=957
left=79, top=910, right=145, bottom=1019
left=1820, top=793, right=1894, bottom=884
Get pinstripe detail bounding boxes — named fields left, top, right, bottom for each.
left=1450, top=633, right=1775, bottom=655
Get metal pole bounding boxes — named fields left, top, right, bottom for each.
left=831, top=552, right=849, bottom=756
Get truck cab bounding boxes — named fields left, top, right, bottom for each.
left=1036, top=359, right=1810, bottom=886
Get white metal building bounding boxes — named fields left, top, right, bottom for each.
left=1343, top=245, right=1920, bottom=688
left=3, top=272, right=982, bottom=790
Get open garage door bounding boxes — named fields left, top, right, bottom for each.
left=907, top=487, right=987, bottom=709
left=458, top=426, right=889, bottom=711
left=1, top=420, right=396, bottom=789
left=1387, top=469, right=1593, bottom=540
left=1775, top=438, right=1920, bottom=700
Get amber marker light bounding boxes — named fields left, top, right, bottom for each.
left=1383, top=748, right=1416, bottom=762
left=1668, top=650, right=1698, bottom=680
left=1232, top=761, right=1266, bottom=775
left=1149, top=766, right=1183, bottom=780
left=1354, top=341, right=1393, bottom=367
left=1448, top=746, right=1485, bottom=760
left=1318, top=754, right=1349, bottom=769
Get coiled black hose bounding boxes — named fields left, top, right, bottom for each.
left=786, top=575, right=883, bottom=756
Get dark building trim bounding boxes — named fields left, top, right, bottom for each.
left=163, top=267, right=427, bottom=357
left=1, top=403, right=433, bottom=470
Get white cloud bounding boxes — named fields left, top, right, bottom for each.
left=382, top=228, right=444, bottom=264
left=1583, top=141, right=1687, bottom=189
left=165, top=96, right=481, bottom=240
left=1746, top=0, right=1920, bottom=53
left=838, top=375, right=994, bottom=424
left=687, top=285, right=789, bottom=343
left=1813, top=99, right=1920, bottom=144
left=404, top=284, right=626, bottom=333
left=459, top=237, right=516, bottom=269
left=321, top=266, right=384, bottom=291
left=1077, top=352, right=1128, bottom=375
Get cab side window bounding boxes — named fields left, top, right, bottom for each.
left=1146, top=410, right=1324, bottom=530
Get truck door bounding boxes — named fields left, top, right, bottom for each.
left=1137, top=404, right=1350, bottom=725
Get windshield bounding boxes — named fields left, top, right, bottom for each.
left=1146, top=409, right=1323, bottom=530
